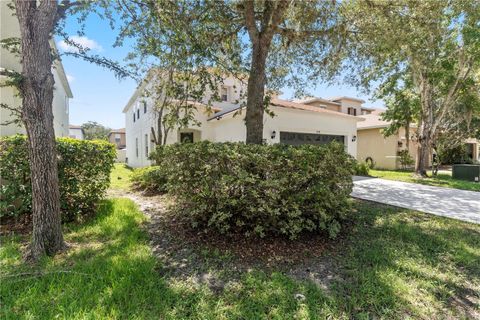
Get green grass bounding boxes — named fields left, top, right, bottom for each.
left=370, top=169, right=480, bottom=192
left=109, top=163, right=133, bottom=190
left=1, top=199, right=479, bottom=319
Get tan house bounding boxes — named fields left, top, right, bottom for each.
left=108, top=129, right=126, bottom=149
left=356, top=114, right=480, bottom=169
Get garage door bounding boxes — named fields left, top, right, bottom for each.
left=280, top=131, right=345, bottom=146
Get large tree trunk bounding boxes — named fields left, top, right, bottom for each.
left=245, top=41, right=269, bottom=144
left=16, top=0, right=65, bottom=260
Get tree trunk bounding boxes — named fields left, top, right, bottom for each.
left=405, top=121, right=410, bottom=150
left=245, top=41, right=269, bottom=144
left=16, top=0, right=65, bottom=260
left=415, top=122, right=431, bottom=177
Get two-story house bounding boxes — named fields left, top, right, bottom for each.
left=0, top=1, right=72, bottom=137
left=123, top=74, right=362, bottom=168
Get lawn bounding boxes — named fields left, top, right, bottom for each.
left=109, top=163, right=133, bottom=191
left=370, top=169, right=480, bottom=192
left=1, top=197, right=479, bottom=319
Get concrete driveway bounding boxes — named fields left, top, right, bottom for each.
left=352, top=176, right=480, bottom=224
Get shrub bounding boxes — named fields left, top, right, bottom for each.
left=397, top=149, right=414, bottom=170
left=130, top=166, right=167, bottom=194
left=354, top=161, right=370, bottom=176
left=155, top=141, right=355, bottom=239
left=0, top=135, right=116, bottom=221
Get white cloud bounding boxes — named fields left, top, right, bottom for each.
left=57, top=35, right=103, bottom=53
left=66, top=74, right=75, bottom=83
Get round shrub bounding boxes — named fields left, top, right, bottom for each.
left=0, top=135, right=116, bottom=221
left=156, top=141, right=355, bottom=239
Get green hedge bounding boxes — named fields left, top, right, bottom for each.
left=152, top=141, right=355, bottom=239
left=0, top=135, right=116, bottom=221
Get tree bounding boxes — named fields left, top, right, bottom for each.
left=343, top=0, right=480, bottom=176
left=120, top=0, right=347, bottom=144
left=377, top=75, right=420, bottom=151
left=0, top=0, right=128, bottom=261
left=82, top=121, right=111, bottom=141
left=3, top=0, right=69, bottom=260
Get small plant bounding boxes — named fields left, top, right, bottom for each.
left=354, top=161, right=370, bottom=176
left=398, top=149, right=414, bottom=170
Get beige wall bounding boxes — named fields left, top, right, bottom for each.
left=108, top=132, right=126, bottom=149
left=302, top=101, right=341, bottom=113
left=357, top=128, right=399, bottom=169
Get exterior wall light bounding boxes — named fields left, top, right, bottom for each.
left=352, top=135, right=357, bottom=142
left=271, top=130, right=277, bottom=139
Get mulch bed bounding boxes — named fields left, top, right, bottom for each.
left=0, top=214, right=32, bottom=236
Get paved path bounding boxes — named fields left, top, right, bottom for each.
left=352, top=176, right=480, bottom=224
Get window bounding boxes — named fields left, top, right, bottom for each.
left=348, top=107, right=357, bottom=116
left=135, top=138, right=139, bottom=157
left=180, top=132, right=194, bottom=143
left=319, top=104, right=327, bottom=109
left=220, top=86, right=228, bottom=102
left=115, top=133, right=121, bottom=144
left=133, top=112, right=135, bottom=122
left=143, top=101, right=147, bottom=113
left=145, top=134, right=149, bottom=156
left=137, top=108, right=140, bottom=119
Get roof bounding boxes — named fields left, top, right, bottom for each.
left=292, top=97, right=341, bottom=106
left=109, top=128, right=125, bottom=135
left=208, top=98, right=364, bottom=121
left=357, top=114, right=390, bottom=130
left=69, top=125, right=83, bottom=129
left=328, top=96, right=366, bottom=103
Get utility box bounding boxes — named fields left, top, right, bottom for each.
left=452, top=164, right=480, bottom=182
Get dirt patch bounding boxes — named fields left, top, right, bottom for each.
left=121, top=190, right=346, bottom=293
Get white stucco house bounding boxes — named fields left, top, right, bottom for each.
left=0, top=1, right=72, bottom=137
left=123, top=73, right=363, bottom=168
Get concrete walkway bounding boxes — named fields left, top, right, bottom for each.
left=352, top=176, right=480, bottom=224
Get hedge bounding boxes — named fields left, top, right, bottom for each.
left=130, top=166, right=167, bottom=194
left=0, top=135, right=116, bottom=221
left=152, top=141, right=355, bottom=239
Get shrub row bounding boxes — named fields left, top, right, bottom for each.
left=151, top=141, right=355, bottom=239
left=130, top=166, right=167, bottom=194
left=0, top=135, right=116, bottom=221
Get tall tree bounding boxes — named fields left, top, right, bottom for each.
left=10, top=0, right=66, bottom=260
left=343, top=0, right=480, bottom=176
left=82, top=121, right=111, bottom=141
left=120, top=0, right=347, bottom=144
left=0, top=0, right=128, bottom=261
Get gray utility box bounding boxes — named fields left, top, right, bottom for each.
left=452, top=164, right=480, bottom=182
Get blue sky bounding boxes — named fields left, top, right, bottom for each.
left=59, top=12, right=384, bottom=130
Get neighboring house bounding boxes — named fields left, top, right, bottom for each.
left=69, top=125, right=84, bottom=140
left=123, top=75, right=362, bottom=168
left=108, top=129, right=126, bottom=149
left=356, top=113, right=480, bottom=169
left=0, top=1, right=72, bottom=137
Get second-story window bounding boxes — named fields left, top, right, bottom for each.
left=221, top=86, right=228, bottom=102
left=143, top=101, right=147, bottom=113
left=145, top=134, right=149, bottom=157
left=133, top=112, right=135, bottom=122
left=348, top=107, right=357, bottom=116
left=137, top=108, right=140, bottom=119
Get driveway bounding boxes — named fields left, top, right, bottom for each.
left=352, top=176, right=480, bottom=224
